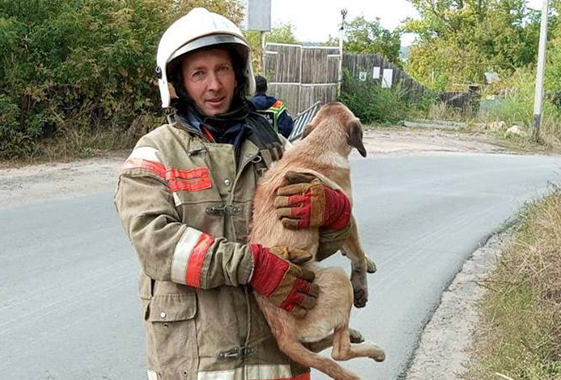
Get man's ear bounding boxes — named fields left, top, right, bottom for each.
left=348, top=119, right=367, bottom=157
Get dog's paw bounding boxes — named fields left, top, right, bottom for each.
left=353, top=287, right=368, bottom=308
left=351, top=270, right=369, bottom=308
left=366, top=257, right=377, bottom=274
left=369, top=346, right=386, bottom=362
left=348, top=328, right=365, bottom=344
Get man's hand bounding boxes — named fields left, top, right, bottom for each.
left=274, top=171, right=351, bottom=230
left=249, top=244, right=319, bottom=317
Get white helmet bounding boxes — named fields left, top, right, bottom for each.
left=156, top=7, right=256, bottom=108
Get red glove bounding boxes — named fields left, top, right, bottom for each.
left=274, top=178, right=351, bottom=230
left=249, top=244, right=319, bottom=318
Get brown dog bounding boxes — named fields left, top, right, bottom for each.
left=249, top=102, right=385, bottom=380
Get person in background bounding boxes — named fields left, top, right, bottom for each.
left=250, top=75, right=295, bottom=138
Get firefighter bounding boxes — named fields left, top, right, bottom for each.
left=114, top=8, right=352, bottom=380
left=250, top=75, right=295, bottom=138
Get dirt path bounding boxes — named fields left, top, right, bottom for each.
left=0, top=152, right=128, bottom=211
left=0, top=127, right=513, bottom=378
left=364, top=127, right=509, bottom=155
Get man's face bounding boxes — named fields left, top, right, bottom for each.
left=181, top=48, right=236, bottom=116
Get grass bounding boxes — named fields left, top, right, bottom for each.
left=0, top=112, right=162, bottom=168
left=406, top=68, right=561, bottom=154
left=0, top=130, right=135, bottom=169
left=407, top=99, right=561, bottom=155
left=465, top=189, right=561, bottom=380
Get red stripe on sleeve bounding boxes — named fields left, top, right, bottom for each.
left=185, top=233, right=215, bottom=287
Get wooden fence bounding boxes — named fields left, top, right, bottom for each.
left=343, top=53, right=428, bottom=101
left=264, top=46, right=477, bottom=114
left=264, top=43, right=340, bottom=115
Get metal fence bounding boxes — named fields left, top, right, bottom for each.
left=288, top=101, right=322, bottom=142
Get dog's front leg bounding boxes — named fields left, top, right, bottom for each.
left=342, top=217, right=371, bottom=308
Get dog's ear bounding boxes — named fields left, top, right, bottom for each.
left=301, top=123, right=315, bottom=139
left=348, top=119, right=367, bottom=157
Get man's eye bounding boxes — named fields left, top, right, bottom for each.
left=192, top=71, right=205, bottom=79
left=218, top=65, right=231, bottom=73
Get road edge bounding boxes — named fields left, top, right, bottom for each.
left=403, top=221, right=517, bottom=380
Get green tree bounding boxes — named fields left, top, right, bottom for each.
left=343, top=16, right=402, bottom=66
left=404, top=0, right=543, bottom=90
left=245, top=22, right=300, bottom=74
left=546, top=24, right=561, bottom=93
left=266, top=22, right=300, bottom=44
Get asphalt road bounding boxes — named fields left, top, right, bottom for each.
left=1, top=153, right=560, bottom=380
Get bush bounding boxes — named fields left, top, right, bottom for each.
left=0, top=0, right=166, bottom=158
left=478, top=67, right=561, bottom=146
left=338, top=70, right=416, bottom=124
left=0, top=0, right=243, bottom=160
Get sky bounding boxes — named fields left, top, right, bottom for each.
left=270, top=0, right=545, bottom=46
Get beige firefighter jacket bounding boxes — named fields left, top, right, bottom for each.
left=114, top=111, right=350, bottom=380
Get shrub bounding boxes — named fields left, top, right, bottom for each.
left=338, top=69, right=414, bottom=124
left=0, top=0, right=243, bottom=160
left=478, top=67, right=561, bottom=146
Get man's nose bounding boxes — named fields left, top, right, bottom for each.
left=206, top=72, right=222, bottom=91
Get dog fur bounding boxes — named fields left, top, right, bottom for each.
left=249, top=102, right=385, bottom=380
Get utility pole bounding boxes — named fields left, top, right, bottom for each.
left=338, top=8, right=347, bottom=98
left=532, top=0, right=549, bottom=140
left=260, top=31, right=267, bottom=74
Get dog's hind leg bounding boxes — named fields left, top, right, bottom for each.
left=331, top=326, right=386, bottom=363
left=277, top=336, right=361, bottom=380
left=305, top=328, right=365, bottom=353
left=342, top=217, right=372, bottom=308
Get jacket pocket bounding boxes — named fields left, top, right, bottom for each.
left=147, top=293, right=197, bottom=322
left=145, top=293, right=199, bottom=380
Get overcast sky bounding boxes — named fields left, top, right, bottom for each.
left=270, top=0, right=545, bottom=46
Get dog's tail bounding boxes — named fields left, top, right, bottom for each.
left=277, top=339, right=359, bottom=380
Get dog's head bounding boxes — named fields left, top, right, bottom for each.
left=301, top=102, right=367, bottom=157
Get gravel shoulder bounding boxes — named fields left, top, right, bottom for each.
left=404, top=230, right=514, bottom=380
left=0, top=127, right=514, bottom=378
